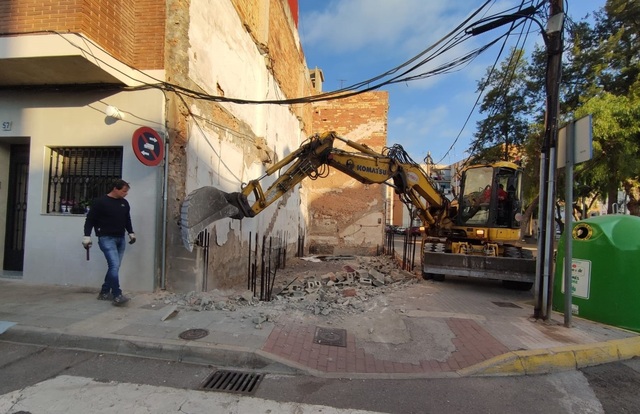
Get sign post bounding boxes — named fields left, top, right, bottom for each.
left=557, top=115, right=593, bottom=327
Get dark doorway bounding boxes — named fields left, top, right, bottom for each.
left=4, top=144, right=29, bottom=271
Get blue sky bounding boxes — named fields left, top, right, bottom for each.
left=298, top=0, right=605, bottom=166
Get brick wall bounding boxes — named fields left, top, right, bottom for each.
left=313, top=92, right=389, bottom=144
left=309, top=91, right=389, bottom=255
left=132, top=0, right=165, bottom=69
left=0, top=0, right=164, bottom=70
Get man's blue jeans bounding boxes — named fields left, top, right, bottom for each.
left=98, top=236, right=126, bottom=297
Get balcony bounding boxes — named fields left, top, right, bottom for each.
left=0, top=33, right=157, bottom=88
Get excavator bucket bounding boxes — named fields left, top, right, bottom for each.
left=180, top=186, right=241, bottom=251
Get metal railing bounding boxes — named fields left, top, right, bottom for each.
left=46, top=146, right=123, bottom=214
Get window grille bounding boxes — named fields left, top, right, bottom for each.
left=46, top=147, right=123, bottom=214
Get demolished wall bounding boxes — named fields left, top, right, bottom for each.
left=307, top=92, right=389, bottom=255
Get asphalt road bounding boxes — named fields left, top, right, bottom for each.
left=1, top=341, right=639, bottom=413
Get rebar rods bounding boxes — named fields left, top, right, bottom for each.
left=246, top=231, right=291, bottom=301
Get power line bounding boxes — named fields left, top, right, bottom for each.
left=438, top=0, right=546, bottom=166
left=1, top=1, right=514, bottom=107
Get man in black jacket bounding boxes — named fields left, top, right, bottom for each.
left=82, top=179, right=136, bottom=306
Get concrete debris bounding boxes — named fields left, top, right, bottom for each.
left=252, top=313, right=267, bottom=324
left=160, top=305, right=179, bottom=321
left=152, top=255, right=418, bottom=326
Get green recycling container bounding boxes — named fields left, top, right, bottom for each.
left=552, top=215, right=640, bottom=333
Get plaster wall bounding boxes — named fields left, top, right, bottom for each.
left=186, top=0, right=305, bottom=219
left=163, top=0, right=311, bottom=291
left=0, top=88, right=164, bottom=292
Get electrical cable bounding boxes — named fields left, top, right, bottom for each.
left=437, top=0, right=545, bottom=166
left=2, top=1, right=552, bottom=169
left=0, top=1, right=502, bottom=105
left=2, top=1, right=529, bottom=110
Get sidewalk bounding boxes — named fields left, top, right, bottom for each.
left=1, top=263, right=639, bottom=379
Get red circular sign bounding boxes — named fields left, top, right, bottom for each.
left=132, top=127, right=164, bottom=166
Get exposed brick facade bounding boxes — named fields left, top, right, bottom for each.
left=0, top=0, right=165, bottom=69
left=309, top=91, right=389, bottom=255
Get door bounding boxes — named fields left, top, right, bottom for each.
left=3, top=144, right=29, bottom=271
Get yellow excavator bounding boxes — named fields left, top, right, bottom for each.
left=181, top=131, right=535, bottom=289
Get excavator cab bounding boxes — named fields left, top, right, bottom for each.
left=423, top=161, right=534, bottom=288
left=457, top=162, right=523, bottom=230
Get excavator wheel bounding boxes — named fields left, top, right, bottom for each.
left=422, top=272, right=445, bottom=282
left=501, top=247, right=534, bottom=290
left=520, top=249, right=534, bottom=259
left=502, top=280, right=533, bottom=291
left=503, top=246, right=520, bottom=257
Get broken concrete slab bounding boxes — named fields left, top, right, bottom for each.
left=161, top=305, right=179, bottom=321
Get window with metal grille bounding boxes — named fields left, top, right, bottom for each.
left=46, top=147, right=123, bottom=214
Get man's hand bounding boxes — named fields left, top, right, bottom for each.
left=82, top=236, right=92, bottom=249
left=128, top=233, right=136, bottom=244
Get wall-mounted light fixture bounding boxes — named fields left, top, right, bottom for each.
left=105, top=105, right=124, bottom=120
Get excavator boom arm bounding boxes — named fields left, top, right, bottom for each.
left=180, top=131, right=449, bottom=249
left=233, top=132, right=448, bottom=223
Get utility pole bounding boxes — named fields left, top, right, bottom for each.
left=466, top=4, right=564, bottom=319
left=534, top=0, right=564, bottom=319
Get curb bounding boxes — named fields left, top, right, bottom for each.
left=0, top=325, right=296, bottom=373
left=4, top=325, right=639, bottom=379
left=459, top=336, right=640, bottom=376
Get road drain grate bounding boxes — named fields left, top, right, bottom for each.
left=492, top=301, right=522, bottom=309
left=200, top=370, right=264, bottom=395
left=313, top=327, right=347, bottom=347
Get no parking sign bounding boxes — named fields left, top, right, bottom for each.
left=132, top=127, right=164, bottom=166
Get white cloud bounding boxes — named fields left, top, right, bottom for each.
left=300, top=0, right=520, bottom=93
left=301, top=0, right=481, bottom=55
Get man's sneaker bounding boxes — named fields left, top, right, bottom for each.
left=97, top=292, right=113, bottom=301
left=112, top=295, right=130, bottom=306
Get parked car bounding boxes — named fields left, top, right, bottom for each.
left=385, top=224, right=397, bottom=233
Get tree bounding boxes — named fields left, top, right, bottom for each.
left=574, top=92, right=640, bottom=214
left=470, top=0, right=640, bottom=224
left=568, top=0, right=640, bottom=214
left=470, top=48, right=532, bottom=162
left=597, top=0, right=640, bottom=96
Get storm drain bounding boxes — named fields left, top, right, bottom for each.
left=492, top=301, right=522, bottom=309
left=178, top=328, right=209, bottom=340
left=200, top=370, right=264, bottom=395
left=313, top=327, right=347, bottom=347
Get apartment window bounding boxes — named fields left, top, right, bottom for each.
left=46, top=147, right=123, bottom=214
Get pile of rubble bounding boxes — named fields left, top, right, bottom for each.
left=154, top=255, right=420, bottom=320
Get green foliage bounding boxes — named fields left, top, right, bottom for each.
left=598, top=0, right=640, bottom=95
left=574, top=93, right=640, bottom=209
left=470, top=48, right=532, bottom=161
left=471, top=0, right=640, bottom=215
